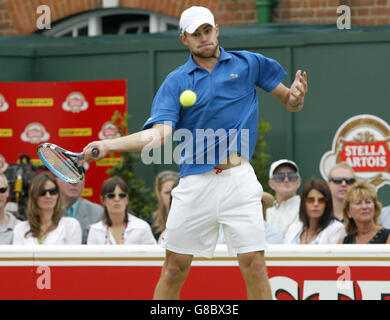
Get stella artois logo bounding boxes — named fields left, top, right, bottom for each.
left=320, top=114, right=390, bottom=189
left=62, top=92, right=88, bottom=113
left=0, top=94, right=9, bottom=112
left=98, top=122, right=121, bottom=140
left=20, top=122, right=50, bottom=144
left=0, top=154, right=8, bottom=173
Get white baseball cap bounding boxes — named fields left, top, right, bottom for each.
left=269, top=159, right=299, bottom=179
left=179, top=6, right=215, bottom=34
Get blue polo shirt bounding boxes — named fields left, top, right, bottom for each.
left=142, top=47, right=287, bottom=177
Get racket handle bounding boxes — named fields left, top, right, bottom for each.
left=91, top=147, right=100, bottom=157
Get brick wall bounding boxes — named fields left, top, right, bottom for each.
left=0, top=0, right=389, bottom=36
left=273, top=0, right=390, bottom=25
left=0, top=0, right=257, bottom=36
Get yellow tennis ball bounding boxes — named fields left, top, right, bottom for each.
left=180, top=90, right=197, bottom=107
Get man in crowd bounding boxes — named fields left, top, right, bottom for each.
left=57, top=178, right=103, bottom=244
left=0, top=173, right=21, bottom=244
left=267, top=159, right=301, bottom=238
left=327, top=162, right=355, bottom=222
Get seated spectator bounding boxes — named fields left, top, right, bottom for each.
left=151, top=171, right=180, bottom=243
left=285, top=178, right=346, bottom=244
left=327, top=162, right=356, bottom=222
left=13, top=172, right=82, bottom=245
left=266, top=159, right=301, bottom=238
left=338, top=180, right=390, bottom=244
left=57, top=177, right=103, bottom=244
left=380, top=205, right=390, bottom=229
left=218, top=192, right=283, bottom=245
left=0, top=173, right=21, bottom=244
left=87, top=176, right=156, bottom=245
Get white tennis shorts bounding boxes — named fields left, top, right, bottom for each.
left=162, top=162, right=266, bottom=258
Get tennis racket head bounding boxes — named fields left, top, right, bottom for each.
left=37, top=143, right=85, bottom=184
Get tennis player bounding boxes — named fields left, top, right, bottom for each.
left=83, top=6, right=308, bottom=299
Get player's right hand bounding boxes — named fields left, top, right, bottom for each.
left=83, top=141, right=109, bottom=162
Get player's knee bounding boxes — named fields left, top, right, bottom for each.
left=163, top=263, right=189, bottom=284
left=240, top=252, right=268, bottom=279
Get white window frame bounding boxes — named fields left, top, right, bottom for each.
left=42, top=8, right=179, bottom=37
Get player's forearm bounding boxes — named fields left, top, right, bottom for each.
left=105, top=124, right=172, bottom=153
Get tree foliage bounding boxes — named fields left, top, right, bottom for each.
left=250, top=120, right=272, bottom=193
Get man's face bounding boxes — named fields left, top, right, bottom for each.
left=57, top=178, right=84, bottom=200
left=269, top=165, right=301, bottom=199
left=0, top=176, right=9, bottom=210
left=328, top=167, right=355, bottom=202
left=180, top=24, right=219, bottom=59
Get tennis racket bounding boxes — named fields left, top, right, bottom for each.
left=37, top=143, right=100, bottom=184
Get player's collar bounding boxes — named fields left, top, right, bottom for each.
left=185, top=47, right=231, bottom=74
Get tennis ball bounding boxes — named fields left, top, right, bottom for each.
left=180, top=90, right=197, bottom=107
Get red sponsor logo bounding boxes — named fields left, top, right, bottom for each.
left=20, top=123, right=50, bottom=144
left=339, top=141, right=390, bottom=172
left=320, top=115, right=390, bottom=189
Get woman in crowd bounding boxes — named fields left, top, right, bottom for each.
left=285, top=178, right=346, bottom=244
left=87, top=176, right=156, bottom=245
left=151, top=171, right=179, bottom=244
left=339, top=180, right=390, bottom=244
left=13, top=172, right=82, bottom=244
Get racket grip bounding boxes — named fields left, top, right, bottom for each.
left=91, top=147, right=100, bottom=157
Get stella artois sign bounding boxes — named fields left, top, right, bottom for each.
left=320, top=114, right=390, bottom=189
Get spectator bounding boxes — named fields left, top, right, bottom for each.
left=12, top=172, right=82, bottom=245
left=151, top=171, right=180, bottom=243
left=0, top=173, right=21, bottom=244
left=284, top=178, right=346, bottom=244
left=266, top=159, right=301, bottom=238
left=87, top=176, right=156, bottom=245
left=339, top=180, right=390, bottom=244
left=261, top=192, right=283, bottom=244
left=327, top=162, right=355, bottom=222
left=57, top=178, right=103, bottom=244
left=379, top=205, right=390, bottom=229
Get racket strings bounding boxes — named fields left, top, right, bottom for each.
left=40, top=147, right=82, bottom=182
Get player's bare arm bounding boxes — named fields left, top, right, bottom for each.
left=271, top=70, right=308, bottom=112
left=83, top=123, right=173, bottom=162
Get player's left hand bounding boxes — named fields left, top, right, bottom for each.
left=288, top=70, right=308, bottom=108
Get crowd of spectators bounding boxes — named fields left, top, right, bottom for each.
left=1, top=160, right=389, bottom=246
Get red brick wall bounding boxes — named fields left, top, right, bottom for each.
left=0, top=0, right=389, bottom=36
left=273, top=0, right=390, bottom=25
left=0, top=0, right=257, bottom=36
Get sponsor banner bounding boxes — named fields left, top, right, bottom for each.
left=0, top=245, right=389, bottom=300
left=320, top=114, right=390, bottom=189
left=96, top=157, right=122, bottom=167
left=95, top=96, right=125, bottom=106
left=0, top=80, right=126, bottom=203
left=58, top=128, right=92, bottom=137
left=0, top=129, right=12, bottom=137
left=17, top=98, right=54, bottom=107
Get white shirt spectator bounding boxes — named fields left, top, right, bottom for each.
left=284, top=219, right=347, bottom=244
left=12, top=217, right=82, bottom=245
left=0, top=212, right=21, bottom=244
left=266, top=195, right=300, bottom=238
left=87, top=213, right=157, bottom=245
left=380, top=205, right=390, bottom=229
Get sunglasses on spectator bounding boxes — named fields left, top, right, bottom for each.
left=0, top=187, right=8, bottom=194
left=39, top=187, right=59, bottom=197
left=106, top=192, right=127, bottom=199
left=272, top=172, right=299, bottom=182
left=329, top=177, right=355, bottom=185
left=305, top=197, right=327, bottom=205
